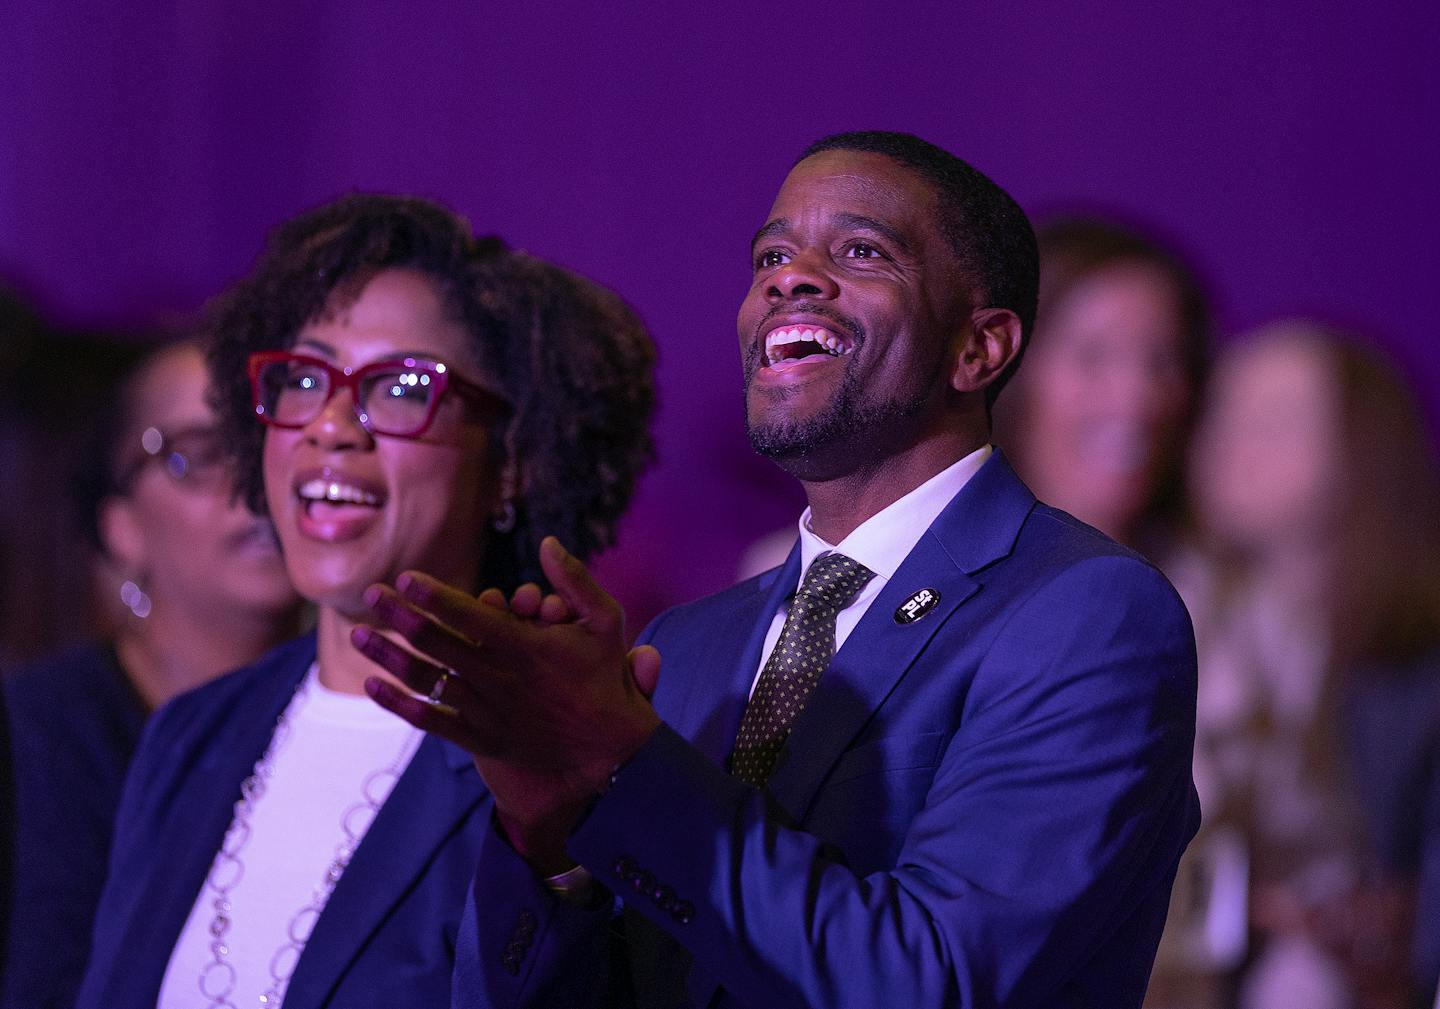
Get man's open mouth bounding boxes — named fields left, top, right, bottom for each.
left=762, top=326, right=854, bottom=369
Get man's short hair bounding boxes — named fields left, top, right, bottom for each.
left=799, top=131, right=1039, bottom=406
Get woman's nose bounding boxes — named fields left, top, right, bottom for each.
left=767, top=249, right=839, bottom=302
left=303, top=386, right=371, bottom=449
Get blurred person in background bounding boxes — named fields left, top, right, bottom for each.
left=1, top=338, right=305, bottom=1009
left=0, top=287, right=142, bottom=665
left=1176, top=322, right=1440, bottom=1009
left=76, top=195, right=655, bottom=1009
left=994, top=216, right=1211, bottom=562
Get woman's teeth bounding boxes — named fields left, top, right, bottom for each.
left=297, top=478, right=381, bottom=508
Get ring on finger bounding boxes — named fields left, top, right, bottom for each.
left=426, top=669, right=453, bottom=705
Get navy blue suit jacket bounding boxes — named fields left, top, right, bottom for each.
left=76, top=634, right=489, bottom=1009
left=461, top=453, right=1200, bottom=1008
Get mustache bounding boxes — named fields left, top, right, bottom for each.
left=753, top=303, right=864, bottom=345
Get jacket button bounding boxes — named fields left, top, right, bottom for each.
left=651, top=884, right=677, bottom=911
left=516, top=910, right=536, bottom=939
left=613, top=856, right=638, bottom=878
left=671, top=900, right=695, bottom=924
left=502, top=953, right=521, bottom=976
left=632, top=869, right=656, bottom=894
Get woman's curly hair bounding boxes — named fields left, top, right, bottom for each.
left=207, top=193, right=655, bottom=590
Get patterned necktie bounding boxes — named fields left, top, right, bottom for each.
left=730, top=551, right=876, bottom=787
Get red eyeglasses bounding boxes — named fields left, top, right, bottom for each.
left=247, top=351, right=511, bottom=439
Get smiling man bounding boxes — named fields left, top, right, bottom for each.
left=360, top=131, right=1200, bottom=1008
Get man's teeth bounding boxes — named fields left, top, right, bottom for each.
left=764, top=326, right=850, bottom=362
left=297, top=478, right=381, bottom=507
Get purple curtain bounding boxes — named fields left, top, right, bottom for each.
left=3, top=1, right=1436, bottom=625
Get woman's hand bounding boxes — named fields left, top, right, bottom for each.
left=353, top=537, right=661, bottom=873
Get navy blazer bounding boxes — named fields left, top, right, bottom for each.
left=76, top=634, right=489, bottom=1009
left=2, top=643, right=144, bottom=1009
left=460, top=452, right=1200, bottom=1008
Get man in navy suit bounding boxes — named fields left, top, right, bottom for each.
left=361, top=130, right=1200, bottom=1007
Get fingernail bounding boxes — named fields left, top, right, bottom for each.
left=397, top=572, right=416, bottom=595
left=363, top=585, right=382, bottom=608
left=352, top=625, right=372, bottom=649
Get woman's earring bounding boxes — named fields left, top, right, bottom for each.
left=120, top=578, right=152, bottom=619
left=491, top=499, right=517, bottom=534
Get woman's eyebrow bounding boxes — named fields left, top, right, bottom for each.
left=293, top=336, right=338, bottom=356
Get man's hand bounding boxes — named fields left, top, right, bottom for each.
left=354, top=537, right=662, bottom=873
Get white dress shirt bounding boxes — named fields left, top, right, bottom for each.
left=751, top=444, right=992, bottom=695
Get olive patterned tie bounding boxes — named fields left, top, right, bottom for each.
left=730, top=551, right=876, bottom=788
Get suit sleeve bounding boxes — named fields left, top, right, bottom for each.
left=451, top=613, right=687, bottom=1009
left=572, top=555, right=1196, bottom=1008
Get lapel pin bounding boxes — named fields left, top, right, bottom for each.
left=894, top=588, right=940, bottom=624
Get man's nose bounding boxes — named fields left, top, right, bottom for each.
left=767, top=249, right=839, bottom=301
left=303, top=386, right=372, bottom=450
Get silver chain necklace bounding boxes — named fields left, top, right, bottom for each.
left=195, top=674, right=420, bottom=1008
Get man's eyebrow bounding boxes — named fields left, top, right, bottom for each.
left=831, top=213, right=913, bottom=254
left=750, top=214, right=915, bottom=256
left=751, top=218, right=791, bottom=251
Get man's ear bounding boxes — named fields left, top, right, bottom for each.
left=950, top=307, right=1024, bottom=395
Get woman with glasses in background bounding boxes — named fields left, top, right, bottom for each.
left=76, top=194, right=656, bottom=1009
left=2, top=339, right=304, bottom=1009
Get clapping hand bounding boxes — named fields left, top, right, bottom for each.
left=355, top=537, right=661, bottom=872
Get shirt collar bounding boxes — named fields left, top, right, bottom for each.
left=794, top=444, right=992, bottom=583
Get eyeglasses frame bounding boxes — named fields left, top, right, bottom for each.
left=247, top=350, right=512, bottom=439
left=113, top=424, right=230, bottom=494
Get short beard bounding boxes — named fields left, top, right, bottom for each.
left=745, top=359, right=931, bottom=475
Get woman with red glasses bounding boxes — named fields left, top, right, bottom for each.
left=75, top=195, right=656, bottom=1009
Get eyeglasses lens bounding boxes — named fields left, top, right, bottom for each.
left=256, top=358, right=440, bottom=437
left=359, top=367, right=438, bottom=436
left=260, top=358, right=332, bottom=427
left=161, top=431, right=229, bottom=488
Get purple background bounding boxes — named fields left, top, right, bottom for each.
left=3, top=2, right=1436, bottom=628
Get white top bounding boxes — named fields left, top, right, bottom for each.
left=158, top=663, right=422, bottom=1009
left=751, top=445, right=992, bottom=695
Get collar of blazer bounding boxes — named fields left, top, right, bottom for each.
left=656, top=450, right=1036, bottom=825
left=763, top=449, right=1035, bottom=822
left=105, top=633, right=486, bottom=1009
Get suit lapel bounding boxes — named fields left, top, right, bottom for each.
left=765, top=452, right=1036, bottom=823
left=763, top=549, right=979, bottom=822
left=282, top=737, right=485, bottom=1008
left=646, top=556, right=800, bottom=1009
left=660, top=546, right=803, bottom=766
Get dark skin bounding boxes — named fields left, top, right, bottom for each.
left=359, top=149, right=1023, bottom=874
